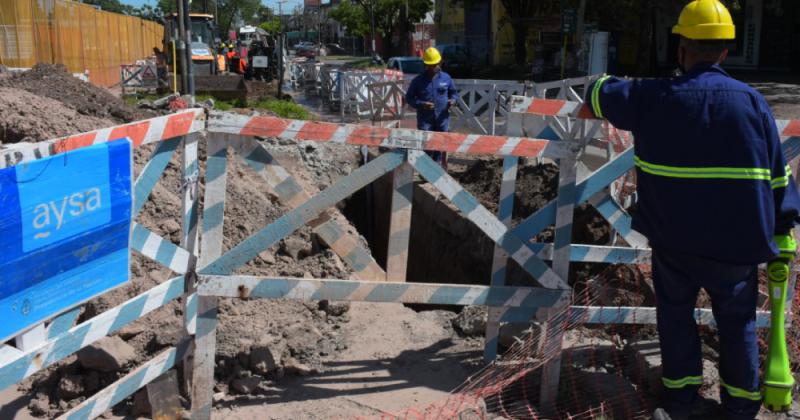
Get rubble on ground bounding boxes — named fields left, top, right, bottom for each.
left=0, top=64, right=151, bottom=123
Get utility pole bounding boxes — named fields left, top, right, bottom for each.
left=182, top=0, right=195, bottom=101
left=176, top=0, right=189, bottom=95
left=369, top=1, right=376, bottom=56
left=277, top=0, right=287, bottom=99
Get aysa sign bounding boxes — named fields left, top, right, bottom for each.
left=0, top=139, right=133, bottom=342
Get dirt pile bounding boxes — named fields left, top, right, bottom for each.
left=0, top=64, right=151, bottom=124
left=454, top=159, right=610, bottom=245
left=20, top=135, right=364, bottom=417
left=0, top=87, right=113, bottom=144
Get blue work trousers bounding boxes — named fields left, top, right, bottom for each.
left=653, top=248, right=760, bottom=419
left=418, top=118, right=449, bottom=166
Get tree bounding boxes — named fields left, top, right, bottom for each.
left=496, top=0, right=559, bottom=66
left=156, top=0, right=262, bottom=34
left=329, top=1, right=370, bottom=38
left=259, top=19, right=282, bottom=34
left=329, top=0, right=433, bottom=56
left=83, top=0, right=135, bottom=15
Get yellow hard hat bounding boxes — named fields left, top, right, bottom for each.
left=672, top=0, right=735, bottom=40
left=422, top=47, right=442, bottom=65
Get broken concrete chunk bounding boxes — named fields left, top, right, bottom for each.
left=624, top=339, right=662, bottom=392
left=249, top=339, right=284, bottom=375
left=231, top=376, right=262, bottom=394
left=319, top=300, right=350, bottom=317
left=280, top=236, right=312, bottom=260
left=77, top=336, right=136, bottom=372
left=452, top=306, right=487, bottom=336
left=131, top=389, right=152, bottom=417
left=284, top=357, right=314, bottom=376
left=56, top=374, right=84, bottom=400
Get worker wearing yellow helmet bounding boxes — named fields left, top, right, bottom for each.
left=405, top=47, right=459, bottom=168
left=585, top=2, right=800, bottom=419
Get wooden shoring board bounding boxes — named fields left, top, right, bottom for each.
left=231, top=137, right=386, bottom=281
left=385, top=161, right=414, bottom=281
left=189, top=133, right=229, bottom=420
left=198, top=150, right=406, bottom=276
left=407, top=150, right=569, bottom=293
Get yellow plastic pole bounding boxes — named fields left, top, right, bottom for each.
left=172, top=39, right=178, bottom=94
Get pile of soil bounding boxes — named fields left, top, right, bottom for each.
left=0, top=64, right=151, bottom=124
left=454, top=158, right=610, bottom=245
left=0, top=87, right=113, bottom=144
left=19, top=134, right=364, bottom=417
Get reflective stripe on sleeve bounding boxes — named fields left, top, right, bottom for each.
left=771, top=164, right=792, bottom=189
left=634, top=156, right=772, bottom=181
left=591, top=75, right=612, bottom=119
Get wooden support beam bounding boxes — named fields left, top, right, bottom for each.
left=385, top=161, right=414, bottom=281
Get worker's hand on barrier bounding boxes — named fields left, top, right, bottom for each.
left=448, top=99, right=456, bottom=109
left=421, top=101, right=434, bottom=110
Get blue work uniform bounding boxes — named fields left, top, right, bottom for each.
left=588, top=64, right=800, bottom=419
left=405, top=70, right=459, bottom=163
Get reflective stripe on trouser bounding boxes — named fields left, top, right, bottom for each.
left=652, top=249, right=760, bottom=419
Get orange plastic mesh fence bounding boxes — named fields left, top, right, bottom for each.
left=371, top=269, right=800, bottom=419
left=0, top=0, right=162, bottom=87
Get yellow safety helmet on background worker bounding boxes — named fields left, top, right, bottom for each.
left=422, top=47, right=442, bottom=65
left=672, top=0, right=735, bottom=40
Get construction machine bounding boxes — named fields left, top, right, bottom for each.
left=161, top=13, right=246, bottom=100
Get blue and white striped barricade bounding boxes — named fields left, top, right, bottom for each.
left=0, top=138, right=133, bottom=342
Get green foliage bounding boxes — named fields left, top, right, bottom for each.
left=156, top=0, right=263, bottom=33
left=329, top=1, right=370, bottom=37
left=259, top=19, right=282, bottom=34
left=330, top=0, right=433, bottom=39
left=83, top=0, right=135, bottom=15
left=250, top=99, right=310, bottom=120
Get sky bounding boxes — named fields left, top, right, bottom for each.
left=121, top=0, right=305, bottom=12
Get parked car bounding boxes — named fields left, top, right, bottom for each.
left=325, top=43, right=347, bottom=55
left=386, top=56, right=424, bottom=76
left=296, top=48, right=316, bottom=59
left=436, top=44, right=471, bottom=77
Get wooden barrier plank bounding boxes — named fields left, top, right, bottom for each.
left=58, top=340, right=191, bottom=420
left=0, top=276, right=185, bottom=392
left=0, top=109, right=205, bottom=169
left=131, top=223, right=191, bottom=274
left=386, top=161, right=414, bottom=281
left=46, top=308, right=82, bottom=340
left=190, top=134, right=228, bottom=420
left=207, top=112, right=570, bottom=159
left=133, top=137, right=180, bottom=217
left=485, top=156, right=519, bottom=361
left=232, top=138, right=386, bottom=281
left=511, top=148, right=635, bottom=241
left=196, top=275, right=568, bottom=308
left=407, top=150, right=570, bottom=292
left=199, top=150, right=405, bottom=276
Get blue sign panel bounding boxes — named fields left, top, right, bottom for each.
left=0, top=138, right=132, bottom=342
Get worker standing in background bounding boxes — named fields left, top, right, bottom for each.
left=405, top=47, right=459, bottom=168
left=586, top=1, right=800, bottom=419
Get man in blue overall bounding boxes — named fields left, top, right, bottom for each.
left=405, top=47, right=459, bottom=168
left=586, top=1, right=800, bottom=419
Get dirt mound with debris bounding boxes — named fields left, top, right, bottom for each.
left=19, top=134, right=364, bottom=417
left=0, top=87, right=113, bottom=144
left=0, top=64, right=151, bottom=123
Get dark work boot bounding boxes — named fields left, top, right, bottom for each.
left=653, top=408, right=689, bottom=420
